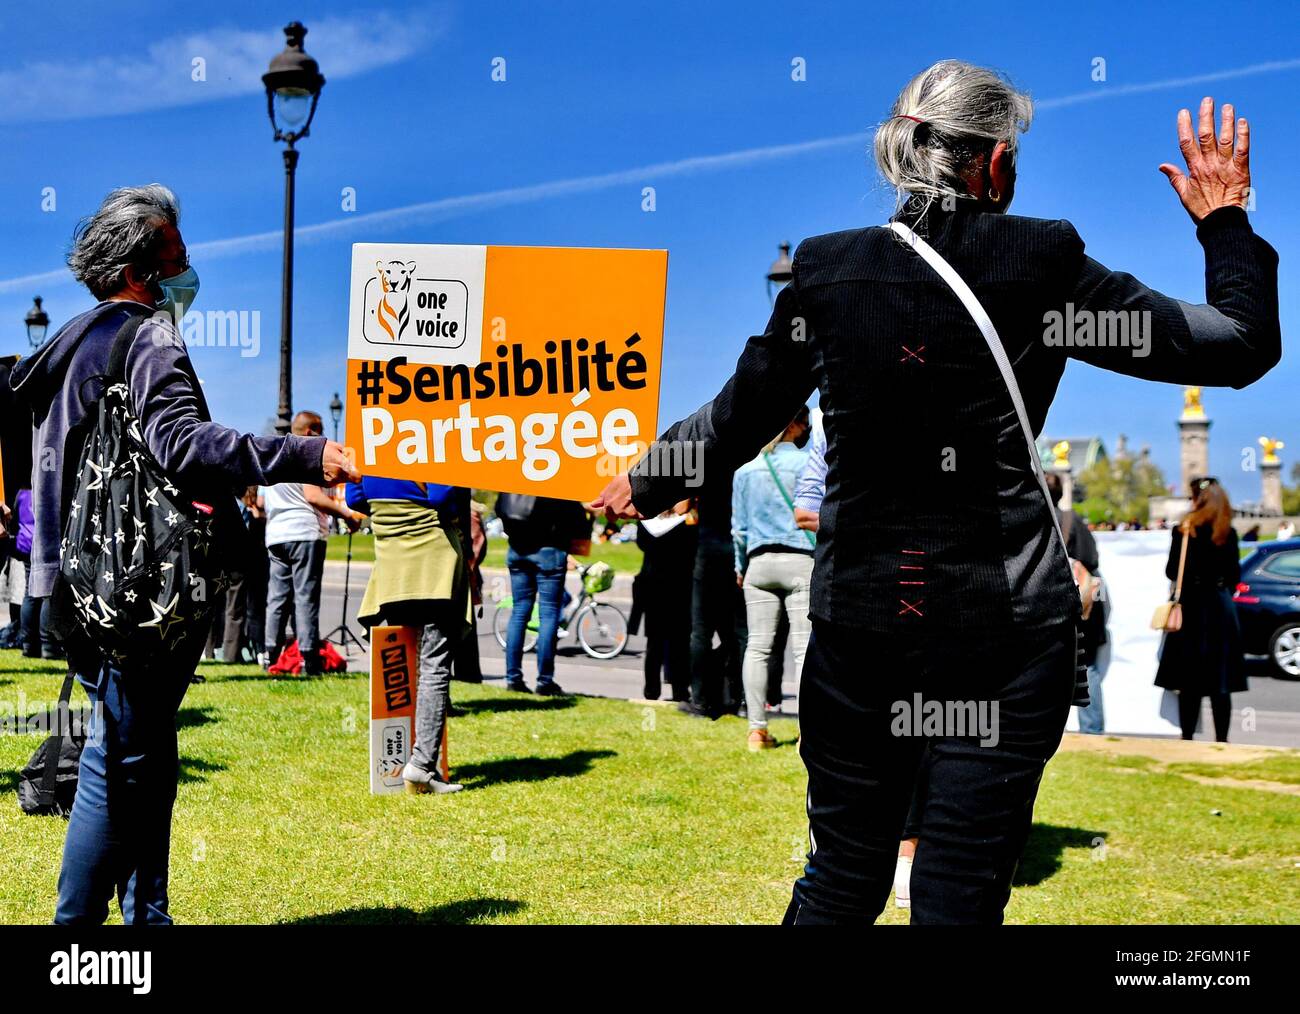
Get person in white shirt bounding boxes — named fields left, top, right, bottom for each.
left=263, top=411, right=362, bottom=673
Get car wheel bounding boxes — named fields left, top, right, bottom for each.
left=1267, top=623, right=1300, bottom=679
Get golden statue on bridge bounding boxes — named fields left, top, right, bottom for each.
left=1051, top=440, right=1071, bottom=468
left=1182, top=386, right=1205, bottom=418
left=1259, top=436, right=1285, bottom=465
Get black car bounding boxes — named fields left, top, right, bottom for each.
left=1233, top=537, right=1300, bottom=679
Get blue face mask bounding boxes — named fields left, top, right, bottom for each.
left=154, top=266, right=200, bottom=322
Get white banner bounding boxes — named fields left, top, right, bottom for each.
left=1066, top=529, right=1182, bottom=736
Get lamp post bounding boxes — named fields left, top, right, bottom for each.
left=263, top=21, right=325, bottom=435
left=328, top=391, right=343, bottom=442
left=765, top=242, right=793, bottom=305
left=25, top=296, right=49, bottom=349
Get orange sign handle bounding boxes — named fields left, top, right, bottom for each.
left=440, top=722, right=450, bottom=781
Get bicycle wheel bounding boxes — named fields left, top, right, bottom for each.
left=493, top=602, right=538, bottom=653
left=576, top=602, right=629, bottom=659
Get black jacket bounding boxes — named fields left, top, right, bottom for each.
left=499, top=495, right=590, bottom=555
left=631, top=205, right=1279, bottom=640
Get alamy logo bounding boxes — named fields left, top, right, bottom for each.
left=50, top=946, right=151, bottom=994
left=363, top=260, right=469, bottom=351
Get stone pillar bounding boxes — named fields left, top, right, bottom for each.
left=1049, top=440, right=1072, bottom=509
left=1259, top=437, right=1285, bottom=516
left=1053, top=461, right=1073, bottom=510
left=1261, top=460, right=1283, bottom=516
left=1179, top=387, right=1210, bottom=496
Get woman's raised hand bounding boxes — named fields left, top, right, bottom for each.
left=1159, top=97, right=1250, bottom=223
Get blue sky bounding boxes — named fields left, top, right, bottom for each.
left=0, top=0, right=1296, bottom=502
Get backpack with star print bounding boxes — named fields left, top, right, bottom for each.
left=54, top=310, right=231, bottom=665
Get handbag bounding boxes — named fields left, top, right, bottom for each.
left=888, top=221, right=1088, bottom=705
left=1150, top=527, right=1189, bottom=632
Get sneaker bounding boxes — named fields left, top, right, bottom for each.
left=747, top=729, right=776, bottom=752
left=402, top=761, right=464, bottom=795
left=677, top=701, right=714, bottom=720
left=504, top=679, right=532, bottom=694
left=535, top=680, right=568, bottom=697
left=893, top=856, right=913, bottom=909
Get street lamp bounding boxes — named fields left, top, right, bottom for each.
left=329, top=391, right=343, bottom=442
left=765, top=242, right=793, bottom=305
left=25, top=296, right=49, bottom=349
left=263, top=21, right=325, bottom=435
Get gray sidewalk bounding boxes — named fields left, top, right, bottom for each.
left=322, top=560, right=1300, bottom=744
left=321, top=559, right=801, bottom=711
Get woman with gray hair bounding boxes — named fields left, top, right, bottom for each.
left=11, top=183, right=358, bottom=924
left=591, top=59, right=1280, bottom=923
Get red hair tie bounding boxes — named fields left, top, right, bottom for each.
left=898, top=114, right=924, bottom=124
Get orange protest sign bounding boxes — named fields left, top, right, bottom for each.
left=369, top=625, right=420, bottom=794
left=345, top=244, right=667, bottom=500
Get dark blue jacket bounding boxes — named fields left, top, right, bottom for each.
left=9, top=300, right=326, bottom=597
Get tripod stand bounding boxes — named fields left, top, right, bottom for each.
left=325, top=529, right=367, bottom=655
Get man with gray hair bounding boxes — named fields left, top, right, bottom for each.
left=9, top=184, right=359, bottom=924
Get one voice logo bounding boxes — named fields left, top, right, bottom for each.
left=49, top=946, right=151, bottom=994
left=363, top=259, right=468, bottom=350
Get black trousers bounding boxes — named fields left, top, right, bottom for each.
left=1178, top=691, right=1232, bottom=742
left=785, top=618, right=1074, bottom=925
left=688, top=536, right=746, bottom=715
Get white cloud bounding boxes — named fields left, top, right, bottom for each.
left=0, top=10, right=439, bottom=124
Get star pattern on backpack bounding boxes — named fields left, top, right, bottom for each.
left=59, top=322, right=237, bottom=665
left=138, top=593, right=184, bottom=639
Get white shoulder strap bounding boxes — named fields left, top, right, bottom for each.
left=888, top=219, right=1068, bottom=554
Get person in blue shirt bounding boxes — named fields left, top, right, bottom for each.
left=731, top=405, right=814, bottom=750
left=346, top=476, right=468, bottom=794
left=793, top=411, right=826, bottom=533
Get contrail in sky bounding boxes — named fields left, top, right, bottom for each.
left=3, top=57, right=1297, bottom=295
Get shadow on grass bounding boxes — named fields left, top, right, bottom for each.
left=454, top=696, right=577, bottom=716
left=176, top=706, right=219, bottom=732
left=216, top=670, right=362, bottom=684
left=178, top=755, right=227, bottom=785
left=455, top=749, right=616, bottom=788
left=0, top=769, right=18, bottom=795
left=283, top=897, right=525, bottom=925
left=1013, top=824, right=1107, bottom=886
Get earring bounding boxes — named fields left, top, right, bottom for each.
left=988, top=184, right=1001, bottom=203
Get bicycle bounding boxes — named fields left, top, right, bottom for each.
left=492, top=561, right=629, bottom=660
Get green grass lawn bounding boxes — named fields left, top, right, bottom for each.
left=330, top=533, right=643, bottom=573
left=0, top=650, right=1296, bottom=924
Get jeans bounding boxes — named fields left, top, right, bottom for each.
left=264, top=539, right=327, bottom=658
left=55, top=648, right=196, bottom=924
left=21, top=594, right=56, bottom=657
left=505, top=546, right=567, bottom=686
left=742, top=551, right=813, bottom=729
left=379, top=602, right=455, bottom=773
left=785, top=619, right=1074, bottom=925
left=1076, top=663, right=1105, bottom=734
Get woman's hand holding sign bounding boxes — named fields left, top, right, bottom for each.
left=321, top=440, right=361, bottom=486
left=587, top=473, right=641, bottom=520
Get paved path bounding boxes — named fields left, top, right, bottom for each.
left=321, top=560, right=1300, bottom=748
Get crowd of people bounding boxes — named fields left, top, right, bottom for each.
left=0, top=56, right=1281, bottom=927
